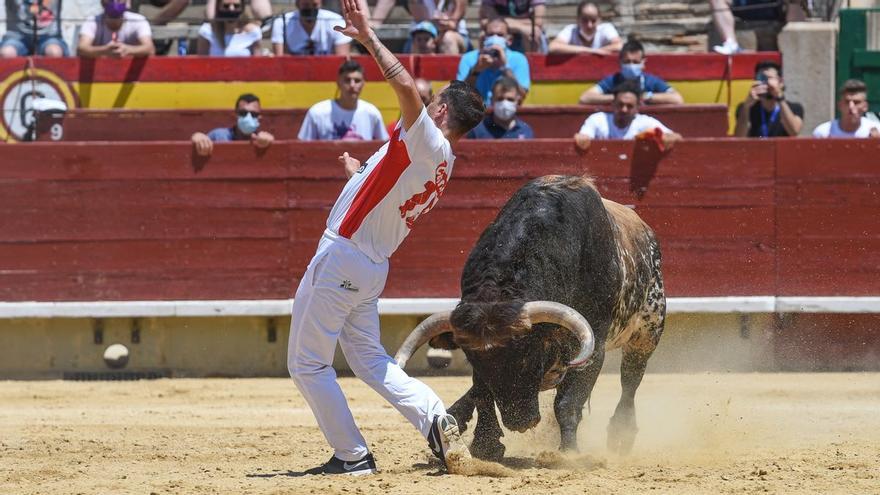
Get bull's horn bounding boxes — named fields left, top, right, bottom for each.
left=394, top=311, right=453, bottom=369
left=523, top=301, right=596, bottom=367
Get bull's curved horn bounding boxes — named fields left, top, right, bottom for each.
left=394, top=311, right=453, bottom=369
left=523, top=301, right=596, bottom=367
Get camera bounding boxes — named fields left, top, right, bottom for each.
left=483, top=48, right=501, bottom=59
left=756, top=73, right=769, bottom=84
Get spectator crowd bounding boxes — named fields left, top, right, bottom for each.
left=1, top=0, right=876, bottom=145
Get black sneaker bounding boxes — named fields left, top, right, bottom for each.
left=427, top=414, right=470, bottom=466
left=304, top=453, right=378, bottom=476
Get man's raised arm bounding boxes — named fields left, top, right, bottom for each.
left=334, top=0, right=423, bottom=131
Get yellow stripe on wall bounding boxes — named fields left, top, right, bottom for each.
left=72, top=79, right=756, bottom=134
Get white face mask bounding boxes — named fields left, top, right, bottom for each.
left=493, top=99, right=517, bottom=121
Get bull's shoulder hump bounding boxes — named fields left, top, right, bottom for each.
left=601, top=199, right=655, bottom=237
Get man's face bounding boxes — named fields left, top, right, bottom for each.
left=492, top=88, right=520, bottom=108
left=620, top=49, right=644, bottom=66
left=427, top=85, right=450, bottom=129
left=236, top=100, right=261, bottom=120
left=578, top=5, right=600, bottom=36
left=297, top=0, right=321, bottom=22
left=839, top=91, right=868, bottom=119
left=484, top=20, right=510, bottom=43
left=412, top=32, right=436, bottom=54
left=612, top=91, right=639, bottom=123
left=757, top=68, right=782, bottom=88
left=338, top=70, right=365, bottom=100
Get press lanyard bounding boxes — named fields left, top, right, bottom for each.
left=760, top=105, right=781, bottom=137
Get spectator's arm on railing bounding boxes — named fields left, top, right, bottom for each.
left=371, top=0, right=396, bottom=27
left=648, top=89, right=684, bottom=105
left=578, top=85, right=612, bottom=105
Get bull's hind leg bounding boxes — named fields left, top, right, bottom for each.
left=554, top=347, right=605, bottom=452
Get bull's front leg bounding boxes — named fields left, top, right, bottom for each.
left=445, top=386, right=476, bottom=433
left=554, top=347, right=605, bottom=451
left=468, top=375, right=505, bottom=461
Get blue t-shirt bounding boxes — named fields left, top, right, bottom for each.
left=456, top=48, right=531, bottom=105
left=467, top=115, right=534, bottom=139
left=206, top=127, right=249, bottom=142
left=597, top=73, right=672, bottom=94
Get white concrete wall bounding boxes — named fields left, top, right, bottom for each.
left=778, top=22, right=838, bottom=135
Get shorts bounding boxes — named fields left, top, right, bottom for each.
left=1, top=31, right=69, bottom=56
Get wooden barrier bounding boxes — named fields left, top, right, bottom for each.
left=33, top=104, right=729, bottom=142
left=0, top=138, right=878, bottom=302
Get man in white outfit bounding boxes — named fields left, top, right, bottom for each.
left=813, top=79, right=880, bottom=139
left=288, top=0, right=485, bottom=476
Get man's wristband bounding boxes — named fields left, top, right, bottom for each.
left=776, top=95, right=785, bottom=102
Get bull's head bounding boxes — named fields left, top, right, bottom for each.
left=395, top=301, right=595, bottom=433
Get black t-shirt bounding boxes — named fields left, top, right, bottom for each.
left=738, top=100, right=805, bottom=137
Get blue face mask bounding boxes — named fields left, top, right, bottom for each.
left=236, top=112, right=259, bottom=135
left=620, top=62, right=644, bottom=80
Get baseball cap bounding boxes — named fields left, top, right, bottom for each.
left=410, top=21, right=438, bottom=38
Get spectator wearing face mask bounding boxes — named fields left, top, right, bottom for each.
left=456, top=18, right=531, bottom=106
left=197, top=0, right=262, bottom=56
left=77, top=0, right=155, bottom=58
left=298, top=60, right=389, bottom=141
left=191, top=93, right=275, bottom=157
left=467, top=76, right=533, bottom=139
left=574, top=79, right=682, bottom=150
left=813, top=79, right=880, bottom=139
left=549, top=1, right=622, bottom=55
left=271, top=0, right=351, bottom=56
left=578, top=39, right=683, bottom=106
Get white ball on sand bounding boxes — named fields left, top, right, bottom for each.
left=103, top=343, right=130, bottom=369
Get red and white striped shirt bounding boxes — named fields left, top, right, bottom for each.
left=326, top=107, right=454, bottom=262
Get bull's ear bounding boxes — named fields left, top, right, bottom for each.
left=428, top=332, right=458, bottom=350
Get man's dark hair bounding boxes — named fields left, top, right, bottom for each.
left=841, top=78, right=867, bottom=96
left=612, top=79, right=642, bottom=99
left=576, top=1, right=598, bottom=17
left=491, top=76, right=522, bottom=98
left=338, top=60, right=364, bottom=77
left=235, top=93, right=260, bottom=108
left=619, top=39, right=644, bottom=60
left=754, top=60, right=782, bottom=77
left=440, top=80, right=485, bottom=135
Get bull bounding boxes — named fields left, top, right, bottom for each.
left=395, top=175, right=665, bottom=460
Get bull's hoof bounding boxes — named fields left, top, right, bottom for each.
left=469, top=438, right=505, bottom=462
left=606, top=415, right=638, bottom=455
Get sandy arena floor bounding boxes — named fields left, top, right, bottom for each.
left=2, top=373, right=879, bottom=494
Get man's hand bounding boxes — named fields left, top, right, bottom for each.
left=574, top=133, right=591, bottom=152
left=334, top=0, right=372, bottom=43
left=110, top=43, right=133, bottom=58
left=339, top=151, right=361, bottom=178
left=765, top=77, right=784, bottom=100
left=251, top=131, right=274, bottom=149
left=191, top=132, right=213, bottom=157
left=746, top=81, right=766, bottom=106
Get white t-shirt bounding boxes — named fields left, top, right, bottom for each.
left=578, top=112, right=672, bottom=139
left=79, top=12, right=152, bottom=46
left=270, top=9, right=349, bottom=55
left=554, top=22, right=619, bottom=49
left=197, top=22, right=261, bottom=57
left=812, top=117, right=880, bottom=138
left=298, top=99, right=390, bottom=141
left=326, top=107, right=454, bottom=262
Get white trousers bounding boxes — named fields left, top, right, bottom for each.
left=288, top=231, right=447, bottom=462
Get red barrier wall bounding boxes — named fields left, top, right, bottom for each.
left=36, top=105, right=729, bottom=142
left=0, top=138, right=877, bottom=302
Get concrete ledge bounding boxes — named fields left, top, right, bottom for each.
left=1, top=296, right=879, bottom=319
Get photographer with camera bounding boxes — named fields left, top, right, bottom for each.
left=455, top=18, right=531, bottom=106
left=1, top=0, right=67, bottom=57
left=734, top=60, right=803, bottom=137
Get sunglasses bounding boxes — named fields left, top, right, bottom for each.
left=237, top=110, right=261, bottom=118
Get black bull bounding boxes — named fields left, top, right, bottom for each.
left=395, top=175, right=666, bottom=460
